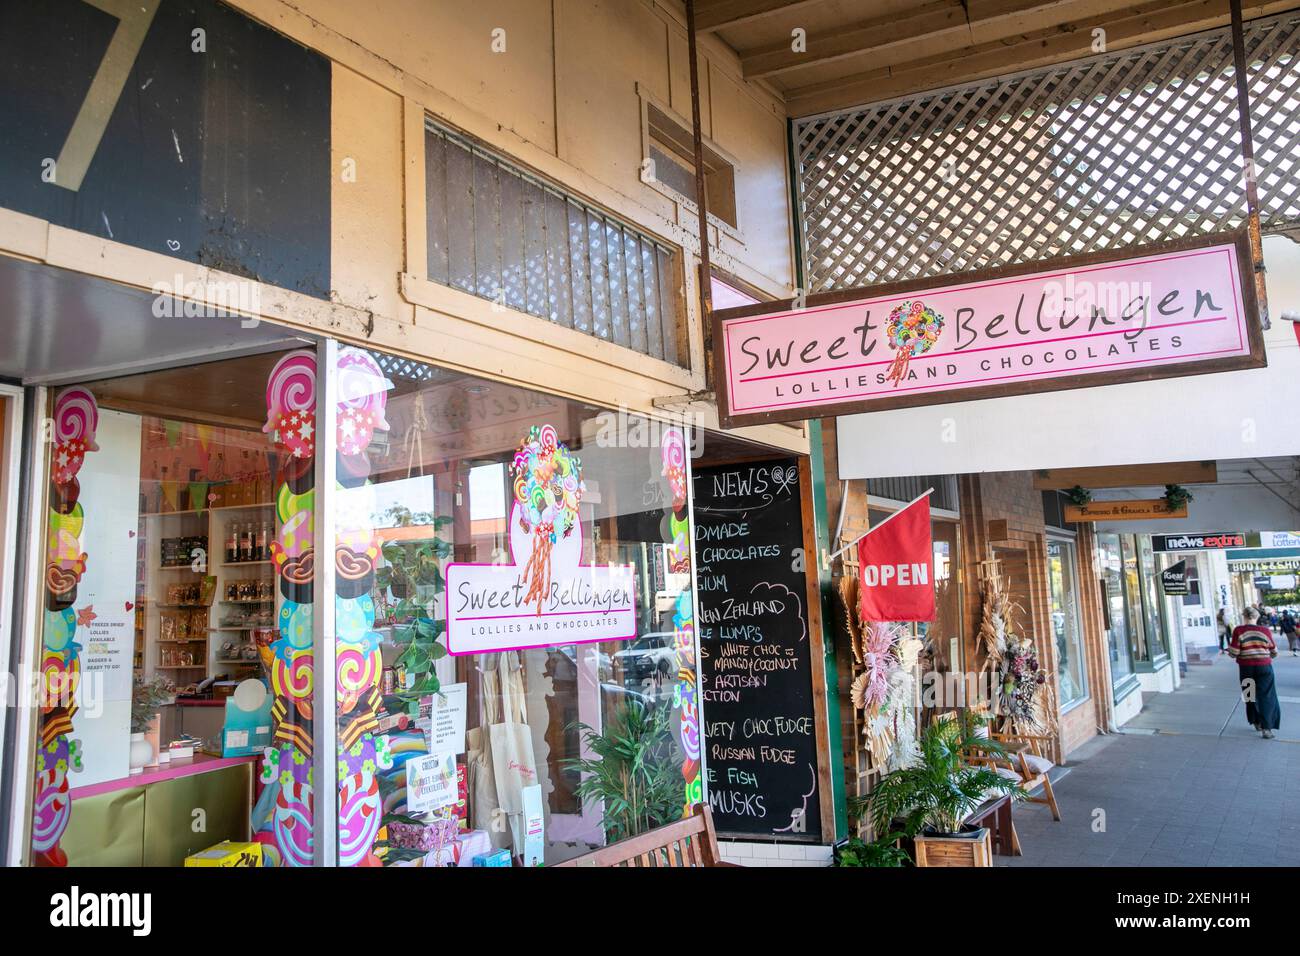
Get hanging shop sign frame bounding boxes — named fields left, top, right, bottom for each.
left=1064, top=499, right=1189, bottom=522
left=712, top=231, right=1264, bottom=428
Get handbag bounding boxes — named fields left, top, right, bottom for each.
left=466, top=658, right=507, bottom=847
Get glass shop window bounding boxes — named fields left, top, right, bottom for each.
left=1097, top=532, right=1135, bottom=687
left=1047, top=539, right=1088, bottom=709
left=329, top=348, right=699, bottom=866
left=30, top=349, right=303, bottom=867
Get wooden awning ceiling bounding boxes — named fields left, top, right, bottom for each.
left=696, top=0, right=1300, bottom=116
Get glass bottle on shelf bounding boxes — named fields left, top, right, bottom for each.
left=226, top=522, right=238, bottom=564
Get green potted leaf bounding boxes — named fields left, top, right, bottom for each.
left=868, top=713, right=1025, bottom=867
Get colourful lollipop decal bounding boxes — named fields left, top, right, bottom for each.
left=54, top=388, right=99, bottom=452
left=511, top=424, right=585, bottom=615
left=335, top=348, right=391, bottom=457
left=884, top=299, right=945, bottom=387
left=661, top=427, right=687, bottom=511
left=51, top=387, right=99, bottom=486
left=264, top=350, right=318, bottom=459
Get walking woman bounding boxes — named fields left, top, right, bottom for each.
left=1217, top=608, right=1232, bottom=655
left=1229, top=607, right=1282, bottom=739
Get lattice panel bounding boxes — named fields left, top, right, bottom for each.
left=794, top=13, right=1300, bottom=293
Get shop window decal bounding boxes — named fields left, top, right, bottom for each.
left=32, top=387, right=101, bottom=867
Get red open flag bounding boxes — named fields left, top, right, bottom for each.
left=857, top=493, right=935, bottom=622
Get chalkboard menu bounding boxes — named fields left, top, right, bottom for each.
left=693, top=458, right=820, bottom=840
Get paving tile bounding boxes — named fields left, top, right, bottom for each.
left=1000, top=654, right=1300, bottom=868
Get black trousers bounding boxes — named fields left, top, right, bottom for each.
left=1241, top=664, right=1282, bottom=731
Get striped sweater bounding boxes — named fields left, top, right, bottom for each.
left=1229, top=625, right=1277, bottom=666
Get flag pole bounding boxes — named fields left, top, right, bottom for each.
left=827, top=486, right=934, bottom=562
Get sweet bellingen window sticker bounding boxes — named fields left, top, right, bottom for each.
left=715, top=232, right=1263, bottom=426
left=445, top=425, right=636, bottom=656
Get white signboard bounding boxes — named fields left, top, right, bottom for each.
left=420, top=683, right=468, bottom=755
left=445, top=506, right=636, bottom=655
left=406, top=750, right=459, bottom=813
left=1261, top=532, right=1300, bottom=549
left=70, top=409, right=142, bottom=787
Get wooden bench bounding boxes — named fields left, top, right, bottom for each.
left=553, top=804, right=738, bottom=867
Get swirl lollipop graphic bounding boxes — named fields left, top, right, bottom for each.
left=884, top=299, right=945, bottom=387
left=263, top=350, right=318, bottom=458
left=511, top=425, right=585, bottom=615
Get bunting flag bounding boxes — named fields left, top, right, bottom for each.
left=194, top=424, right=214, bottom=453
left=160, top=481, right=180, bottom=513
left=164, top=420, right=183, bottom=448
left=189, top=482, right=210, bottom=517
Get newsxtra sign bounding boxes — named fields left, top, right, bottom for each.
left=713, top=232, right=1263, bottom=426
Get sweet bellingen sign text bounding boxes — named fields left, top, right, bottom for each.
left=714, top=233, right=1263, bottom=427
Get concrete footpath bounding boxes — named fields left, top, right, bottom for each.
left=1001, top=650, right=1300, bottom=867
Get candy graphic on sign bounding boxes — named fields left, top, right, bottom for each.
left=884, top=299, right=945, bottom=386
left=511, top=425, right=585, bottom=615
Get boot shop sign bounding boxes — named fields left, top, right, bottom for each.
left=713, top=233, right=1263, bottom=427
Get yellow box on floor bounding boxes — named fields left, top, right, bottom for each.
left=184, top=841, right=263, bottom=867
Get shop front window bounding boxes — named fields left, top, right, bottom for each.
left=1097, top=532, right=1135, bottom=691
left=1047, top=539, right=1087, bottom=709
left=29, top=348, right=310, bottom=867
left=1137, top=536, right=1169, bottom=662
left=327, top=347, right=699, bottom=866
left=1120, top=535, right=1150, bottom=665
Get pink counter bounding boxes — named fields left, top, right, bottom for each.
left=70, top=753, right=259, bottom=801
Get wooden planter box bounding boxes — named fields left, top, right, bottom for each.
left=913, top=827, right=991, bottom=867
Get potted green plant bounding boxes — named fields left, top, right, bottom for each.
left=838, top=794, right=912, bottom=866
left=374, top=506, right=453, bottom=700
left=1064, top=485, right=1092, bottom=506
left=130, top=674, right=173, bottom=774
left=563, top=699, right=682, bottom=842
left=834, top=832, right=912, bottom=867
left=1163, top=483, right=1194, bottom=512
left=868, top=713, right=1023, bottom=867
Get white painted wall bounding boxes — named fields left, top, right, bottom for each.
left=838, top=236, right=1300, bottom=479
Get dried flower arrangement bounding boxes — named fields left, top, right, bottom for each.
left=977, top=557, right=1054, bottom=736
left=839, top=574, right=919, bottom=772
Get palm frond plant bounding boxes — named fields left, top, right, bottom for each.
left=869, top=713, right=1024, bottom=838
left=563, top=699, right=683, bottom=843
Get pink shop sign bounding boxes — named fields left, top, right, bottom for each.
left=714, top=232, right=1264, bottom=427
left=445, top=504, right=637, bottom=656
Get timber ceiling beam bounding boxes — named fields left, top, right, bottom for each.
left=783, top=0, right=1293, bottom=116
left=742, top=0, right=969, bottom=80
left=694, top=0, right=828, bottom=33
left=1032, top=461, right=1219, bottom=490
